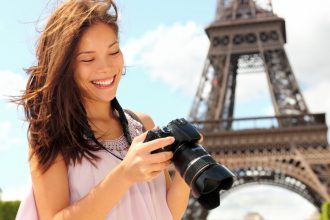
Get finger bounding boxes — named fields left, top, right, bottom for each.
left=146, top=170, right=162, bottom=181
left=132, top=130, right=149, bottom=144
left=145, top=151, right=173, bottom=163
left=132, top=126, right=159, bottom=144
left=148, top=161, right=171, bottom=173
left=197, top=133, right=204, bottom=144
left=140, top=136, right=175, bottom=153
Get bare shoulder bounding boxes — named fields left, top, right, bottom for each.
left=29, top=149, right=66, bottom=175
left=29, top=148, right=70, bottom=219
left=133, top=111, right=155, bottom=130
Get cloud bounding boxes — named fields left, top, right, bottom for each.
left=235, top=73, right=270, bottom=103
left=0, top=70, right=27, bottom=101
left=272, top=0, right=330, bottom=85
left=121, top=3, right=330, bottom=143
left=121, top=0, right=330, bottom=113
left=0, top=70, right=27, bottom=151
left=304, top=81, right=330, bottom=133
left=305, top=82, right=330, bottom=113
left=1, top=182, right=30, bottom=201
left=271, top=0, right=330, bottom=131
left=0, top=121, right=23, bottom=152
left=122, top=21, right=209, bottom=96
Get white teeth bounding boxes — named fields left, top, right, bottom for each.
left=92, top=77, right=114, bottom=86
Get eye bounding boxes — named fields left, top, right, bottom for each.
left=81, top=59, right=94, bottom=63
left=109, top=50, right=120, bottom=56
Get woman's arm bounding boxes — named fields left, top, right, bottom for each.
left=30, top=152, right=132, bottom=220
left=164, top=170, right=191, bottom=220
left=30, top=131, right=174, bottom=220
left=135, top=112, right=191, bottom=220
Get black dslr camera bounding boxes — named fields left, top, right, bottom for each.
left=144, top=118, right=235, bottom=210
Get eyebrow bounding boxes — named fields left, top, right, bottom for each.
left=76, top=40, right=119, bottom=57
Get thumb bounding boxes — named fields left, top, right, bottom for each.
left=132, top=125, right=160, bottom=144
left=132, top=130, right=149, bottom=144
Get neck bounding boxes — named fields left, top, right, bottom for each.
left=83, top=98, right=115, bottom=121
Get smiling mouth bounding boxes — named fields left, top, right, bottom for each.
left=91, top=75, right=116, bottom=88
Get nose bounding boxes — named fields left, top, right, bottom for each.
left=96, top=57, right=112, bottom=73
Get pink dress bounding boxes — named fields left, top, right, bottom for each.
left=16, top=113, right=173, bottom=220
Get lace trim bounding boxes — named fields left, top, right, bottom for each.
left=100, top=136, right=129, bottom=158
left=93, top=112, right=143, bottom=158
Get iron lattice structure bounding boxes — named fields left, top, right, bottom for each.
left=183, top=0, right=330, bottom=219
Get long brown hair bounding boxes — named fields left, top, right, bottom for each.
left=19, top=0, right=129, bottom=172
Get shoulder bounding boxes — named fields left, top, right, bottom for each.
left=29, top=147, right=66, bottom=175
left=28, top=146, right=67, bottom=188
left=28, top=149, right=69, bottom=219
left=133, top=111, right=156, bottom=131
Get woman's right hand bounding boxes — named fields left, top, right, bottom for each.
left=120, top=130, right=175, bottom=184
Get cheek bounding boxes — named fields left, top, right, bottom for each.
left=73, top=67, right=90, bottom=92
left=115, top=52, right=124, bottom=70
left=73, top=64, right=90, bottom=81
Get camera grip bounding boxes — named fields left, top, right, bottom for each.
left=143, top=130, right=172, bottom=154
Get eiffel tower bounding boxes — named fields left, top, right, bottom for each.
left=183, top=0, right=330, bottom=219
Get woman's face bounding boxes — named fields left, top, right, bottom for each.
left=73, top=22, right=123, bottom=104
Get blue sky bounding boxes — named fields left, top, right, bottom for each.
left=1, top=0, right=330, bottom=219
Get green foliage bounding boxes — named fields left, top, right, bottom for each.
left=0, top=201, right=21, bottom=220
left=320, top=201, right=330, bottom=220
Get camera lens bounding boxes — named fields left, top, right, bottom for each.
left=144, top=118, right=235, bottom=210
left=172, top=142, right=234, bottom=209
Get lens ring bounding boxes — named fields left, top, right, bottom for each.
left=183, top=155, right=216, bottom=185
left=189, top=164, right=212, bottom=189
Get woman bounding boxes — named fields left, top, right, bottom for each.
left=16, top=1, right=192, bottom=219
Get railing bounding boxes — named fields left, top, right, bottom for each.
left=191, top=113, right=326, bottom=131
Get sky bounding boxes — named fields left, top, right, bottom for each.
left=0, top=0, right=330, bottom=219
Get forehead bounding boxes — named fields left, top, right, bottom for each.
left=77, top=22, right=118, bottom=50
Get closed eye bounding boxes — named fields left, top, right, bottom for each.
left=109, top=50, right=120, bottom=56
left=81, top=59, right=94, bottom=62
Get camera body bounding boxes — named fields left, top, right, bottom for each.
left=145, top=118, right=201, bottom=154
left=144, top=118, right=235, bottom=210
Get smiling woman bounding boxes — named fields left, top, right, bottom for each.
left=14, top=1, right=191, bottom=220
left=73, top=23, right=123, bottom=103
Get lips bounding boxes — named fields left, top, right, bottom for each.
left=91, top=75, right=116, bottom=89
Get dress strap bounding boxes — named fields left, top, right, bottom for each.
left=124, top=109, right=146, bottom=132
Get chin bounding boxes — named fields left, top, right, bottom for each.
left=99, top=94, right=116, bottom=103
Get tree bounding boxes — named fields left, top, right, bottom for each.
left=320, top=202, right=330, bottom=220
left=0, top=201, right=21, bottom=220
